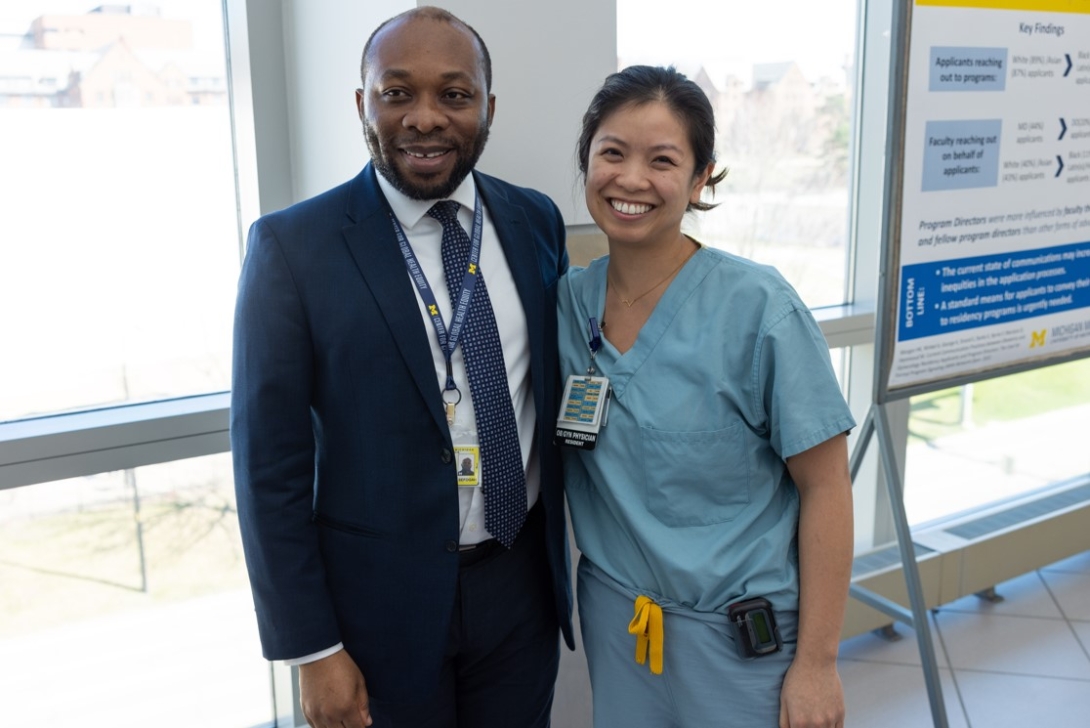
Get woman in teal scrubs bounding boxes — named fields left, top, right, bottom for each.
left=559, top=66, right=855, bottom=728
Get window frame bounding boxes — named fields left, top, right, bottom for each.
left=0, top=1, right=898, bottom=726
left=1, top=0, right=881, bottom=494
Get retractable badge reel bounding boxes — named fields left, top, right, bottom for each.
left=556, top=317, right=611, bottom=450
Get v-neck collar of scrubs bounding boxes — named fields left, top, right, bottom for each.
left=592, top=245, right=717, bottom=399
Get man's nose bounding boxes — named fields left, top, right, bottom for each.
left=403, top=96, right=449, bottom=134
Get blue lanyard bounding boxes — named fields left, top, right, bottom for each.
left=387, top=197, right=485, bottom=395
left=586, top=317, right=602, bottom=375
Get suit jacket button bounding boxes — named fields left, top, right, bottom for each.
left=445, top=540, right=458, bottom=553
left=440, top=448, right=453, bottom=464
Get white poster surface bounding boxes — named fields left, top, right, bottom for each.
left=889, top=0, right=1090, bottom=391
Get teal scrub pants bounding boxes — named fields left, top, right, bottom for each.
left=577, top=557, right=798, bottom=728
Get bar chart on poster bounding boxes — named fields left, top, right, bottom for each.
left=884, top=0, right=1090, bottom=397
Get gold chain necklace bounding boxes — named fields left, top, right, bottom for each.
left=608, top=245, right=698, bottom=308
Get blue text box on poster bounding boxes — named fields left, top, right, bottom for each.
left=929, top=47, right=1008, bottom=92
left=898, top=240, right=1090, bottom=341
left=922, top=119, right=1002, bottom=192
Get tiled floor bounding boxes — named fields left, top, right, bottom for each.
left=839, top=550, right=1090, bottom=726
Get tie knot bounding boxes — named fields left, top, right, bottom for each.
left=427, top=200, right=461, bottom=226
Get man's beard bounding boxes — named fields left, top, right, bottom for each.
left=364, top=120, right=489, bottom=201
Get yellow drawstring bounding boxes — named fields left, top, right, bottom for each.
left=628, top=595, right=664, bottom=675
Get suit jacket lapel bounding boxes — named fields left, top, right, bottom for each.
left=475, top=172, right=547, bottom=418
left=341, top=165, right=449, bottom=436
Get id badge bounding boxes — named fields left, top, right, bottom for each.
left=555, top=374, right=610, bottom=450
left=450, top=424, right=481, bottom=487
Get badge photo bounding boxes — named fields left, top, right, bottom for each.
left=454, top=445, right=481, bottom=487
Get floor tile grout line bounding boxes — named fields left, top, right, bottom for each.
left=933, top=607, right=1067, bottom=621
left=1039, top=554, right=1090, bottom=576
left=838, top=656, right=941, bottom=667
left=1041, top=565, right=1090, bottom=618
left=932, top=609, right=972, bottom=728
left=839, top=654, right=1090, bottom=683
left=1040, top=566, right=1090, bottom=665
left=1040, top=569, right=1090, bottom=575
left=949, top=666, right=1090, bottom=683
left=1035, top=567, right=1066, bottom=617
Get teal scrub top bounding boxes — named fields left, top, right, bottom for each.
left=558, top=245, right=856, bottom=614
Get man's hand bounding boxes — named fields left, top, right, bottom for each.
left=299, top=649, right=372, bottom=728
left=778, top=657, right=845, bottom=728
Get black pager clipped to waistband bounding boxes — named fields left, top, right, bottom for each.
left=727, top=597, right=783, bottom=659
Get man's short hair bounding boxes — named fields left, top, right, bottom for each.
left=360, top=6, right=492, bottom=91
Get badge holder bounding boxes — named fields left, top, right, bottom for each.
left=450, top=419, right=481, bottom=488
left=556, top=316, right=611, bottom=450
left=555, top=374, right=610, bottom=449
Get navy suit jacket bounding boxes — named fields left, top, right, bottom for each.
left=231, top=163, right=574, bottom=703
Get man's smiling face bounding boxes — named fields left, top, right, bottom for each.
left=358, top=16, right=494, bottom=200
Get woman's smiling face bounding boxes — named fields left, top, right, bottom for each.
left=585, top=100, right=711, bottom=249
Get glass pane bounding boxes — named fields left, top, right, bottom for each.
left=830, top=346, right=850, bottom=392
left=0, top=453, right=274, bottom=726
left=616, top=0, right=858, bottom=308
left=0, top=1, right=239, bottom=422
left=905, top=358, right=1090, bottom=525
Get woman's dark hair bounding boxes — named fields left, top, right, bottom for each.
left=577, top=65, right=728, bottom=212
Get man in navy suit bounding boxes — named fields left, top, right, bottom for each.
left=231, top=7, right=573, bottom=727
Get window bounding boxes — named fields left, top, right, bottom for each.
left=0, top=0, right=238, bottom=422
left=0, top=453, right=275, bottom=726
left=617, top=0, right=859, bottom=308
left=904, top=358, right=1090, bottom=525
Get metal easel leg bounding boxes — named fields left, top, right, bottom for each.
left=874, top=404, right=949, bottom=728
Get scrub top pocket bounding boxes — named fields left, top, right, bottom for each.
left=639, top=423, right=751, bottom=527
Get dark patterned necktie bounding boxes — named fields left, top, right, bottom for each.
left=428, top=201, right=527, bottom=547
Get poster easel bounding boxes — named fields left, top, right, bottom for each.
left=853, top=1, right=1090, bottom=725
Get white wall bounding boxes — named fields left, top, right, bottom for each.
left=442, top=0, right=616, bottom=225
left=282, top=0, right=413, bottom=203
left=256, top=0, right=614, bottom=225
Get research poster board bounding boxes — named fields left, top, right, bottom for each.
left=884, top=0, right=1090, bottom=397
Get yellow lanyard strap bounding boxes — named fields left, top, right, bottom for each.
left=627, top=595, right=664, bottom=675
